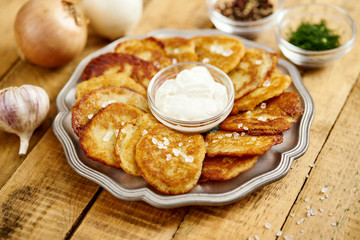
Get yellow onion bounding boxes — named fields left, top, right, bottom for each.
left=14, top=0, right=88, bottom=68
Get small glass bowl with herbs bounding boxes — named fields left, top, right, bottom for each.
left=275, top=3, right=356, bottom=68
left=207, top=0, right=284, bottom=38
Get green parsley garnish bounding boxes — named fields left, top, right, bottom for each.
left=288, top=20, right=340, bottom=51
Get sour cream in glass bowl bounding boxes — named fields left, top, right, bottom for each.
left=147, top=62, right=234, bottom=133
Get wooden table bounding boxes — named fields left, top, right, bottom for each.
left=0, top=0, right=359, bottom=239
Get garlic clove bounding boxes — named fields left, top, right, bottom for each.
left=0, top=85, right=49, bottom=155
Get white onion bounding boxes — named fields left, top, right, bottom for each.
left=82, top=0, right=143, bottom=40
left=14, top=0, right=88, bottom=68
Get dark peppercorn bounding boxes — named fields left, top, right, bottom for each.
left=215, top=0, right=274, bottom=21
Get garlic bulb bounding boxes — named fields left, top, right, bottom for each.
left=82, top=0, right=143, bottom=40
left=0, top=85, right=50, bottom=155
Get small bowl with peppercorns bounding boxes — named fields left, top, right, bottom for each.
left=275, top=3, right=357, bottom=68
left=207, top=0, right=284, bottom=38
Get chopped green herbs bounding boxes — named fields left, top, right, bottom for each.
left=288, top=20, right=340, bottom=51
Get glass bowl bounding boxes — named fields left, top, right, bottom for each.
left=147, top=62, right=234, bottom=133
left=275, top=3, right=357, bottom=68
left=207, top=0, right=284, bottom=38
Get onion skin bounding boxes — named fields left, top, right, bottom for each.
left=14, top=0, right=88, bottom=68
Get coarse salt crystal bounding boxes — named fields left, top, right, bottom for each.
left=329, top=213, right=334, bottom=216
left=212, top=140, right=218, bottom=143
left=172, top=58, right=178, bottom=64
left=325, top=193, right=329, bottom=198
left=251, top=137, right=257, bottom=141
left=300, top=229, right=305, bottom=233
left=152, top=138, right=158, bottom=144
left=173, top=148, right=181, bottom=156
left=225, top=133, right=232, bottom=137
left=276, top=230, right=282, bottom=236
left=305, top=197, right=310, bottom=202
left=158, top=143, right=167, bottom=149
left=284, top=235, right=293, bottom=240
left=163, top=137, right=170, bottom=145
left=101, top=100, right=117, bottom=108
left=319, top=208, right=324, bottom=213
left=320, top=196, right=325, bottom=200
left=103, top=131, right=113, bottom=142
left=173, top=48, right=180, bottom=54
left=154, top=61, right=161, bottom=68
left=238, top=123, right=243, bottom=128
left=243, top=126, right=249, bottom=130
left=178, top=142, right=183, bottom=147
left=306, top=210, right=311, bottom=218
left=248, top=237, right=254, bottom=240
left=310, top=209, right=317, bottom=216
left=260, top=103, right=266, bottom=109
left=121, top=121, right=125, bottom=126
left=185, top=156, right=194, bottom=163
left=331, top=222, right=338, bottom=227
left=246, top=110, right=252, bottom=114
left=142, top=130, right=148, bottom=136
left=321, top=187, right=328, bottom=193
left=241, top=132, right=246, bottom=136
left=309, top=163, right=315, bottom=167
left=233, top=132, right=240, bottom=139
left=202, top=58, right=210, bottom=63
left=88, top=114, right=94, bottom=119
left=265, top=222, right=271, bottom=229
left=262, top=79, right=271, bottom=87
left=223, top=49, right=233, bottom=57
left=306, top=206, right=310, bottom=210
left=166, top=154, right=172, bottom=161
left=254, top=235, right=259, bottom=240
left=290, top=213, right=295, bottom=217
left=258, top=116, right=267, bottom=122
left=189, top=139, right=193, bottom=143
left=218, top=136, right=223, bottom=139
left=255, top=60, right=262, bottom=65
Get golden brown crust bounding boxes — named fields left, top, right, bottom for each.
left=135, top=124, right=206, bottom=194
left=114, top=37, right=172, bottom=69
left=79, top=103, right=144, bottom=168
left=221, top=92, right=303, bottom=135
left=81, top=52, right=159, bottom=88
left=228, top=48, right=278, bottom=100
left=75, top=73, right=147, bottom=101
left=192, top=35, right=245, bottom=73
left=200, top=156, right=258, bottom=182
left=231, top=69, right=292, bottom=114
left=205, top=130, right=283, bottom=158
left=72, top=86, right=149, bottom=136
left=114, top=114, right=158, bottom=176
left=159, top=37, right=197, bottom=63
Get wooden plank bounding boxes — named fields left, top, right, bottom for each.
left=170, top=0, right=360, bottom=239
left=0, top=0, right=27, bottom=78
left=71, top=191, right=189, bottom=240
left=129, top=0, right=212, bottom=35
left=0, top=34, right=109, bottom=188
left=0, top=129, right=100, bottom=239
left=279, top=77, right=360, bottom=239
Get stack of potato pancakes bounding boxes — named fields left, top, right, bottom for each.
left=71, top=35, right=303, bottom=194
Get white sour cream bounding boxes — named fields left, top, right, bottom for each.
left=155, top=66, right=228, bottom=121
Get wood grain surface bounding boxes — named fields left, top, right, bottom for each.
left=0, top=0, right=359, bottom=239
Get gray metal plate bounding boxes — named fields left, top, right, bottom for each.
left=53, top=29, right=315, bottom=208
